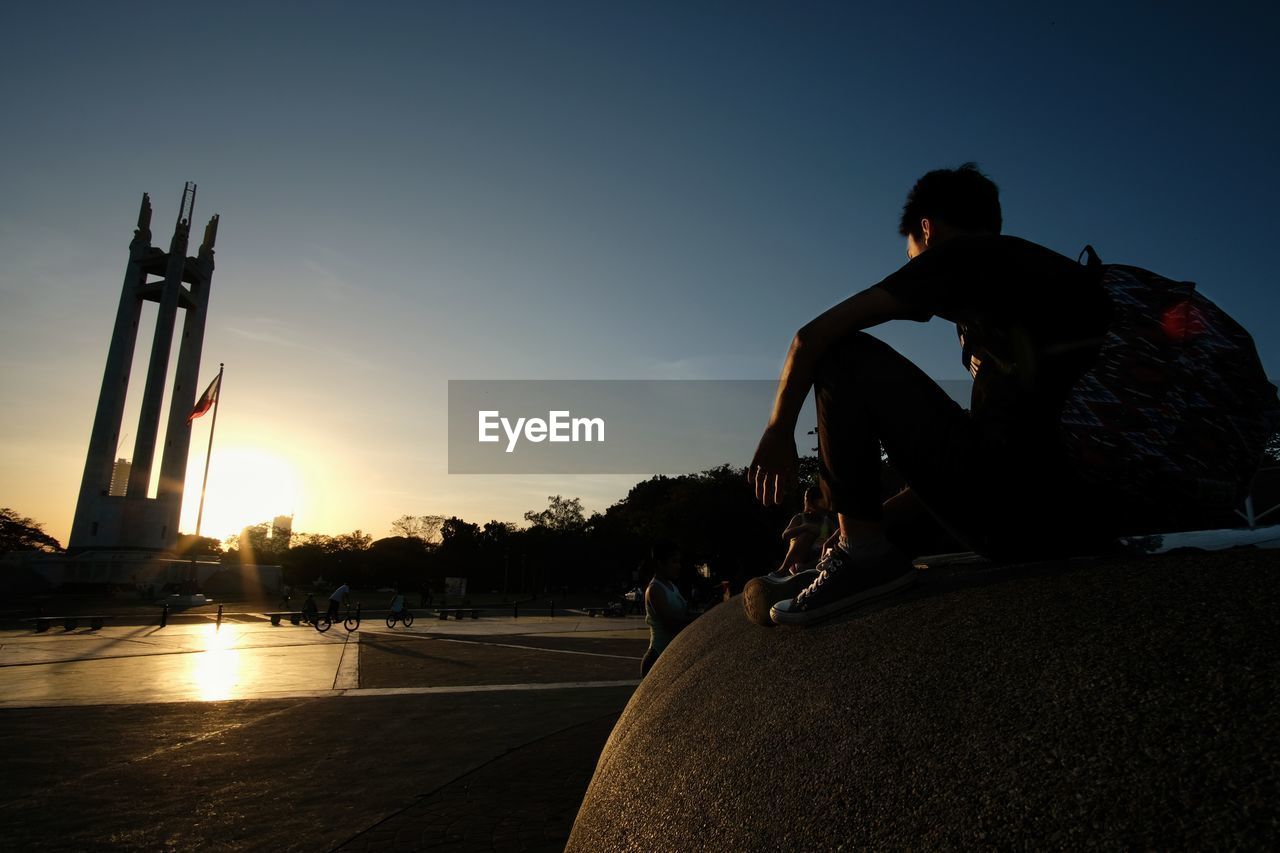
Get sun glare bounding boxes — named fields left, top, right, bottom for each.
left=192, top=623, right=241, bottom=701
left=190, top=446, right=301, bottom=542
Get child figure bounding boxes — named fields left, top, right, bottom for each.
left=777, top=485, right=834, bottom=575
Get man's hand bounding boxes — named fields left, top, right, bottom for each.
left=750, top=288, right=906, bottom=509
left=749, top=426, right=797, bottom=506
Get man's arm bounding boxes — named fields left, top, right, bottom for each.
left=750, top=286, right=913, bottom=505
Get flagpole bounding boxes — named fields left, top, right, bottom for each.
left=194, top=363, right=224, bottom=541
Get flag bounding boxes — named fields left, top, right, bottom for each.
left=188, top=374, right=221, bottom=424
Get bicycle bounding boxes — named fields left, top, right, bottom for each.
left=298, top=595, right=321, bottom=629
left=385, top=604, right=415, bottom=628
left=316, top=601, right=360, bottom=633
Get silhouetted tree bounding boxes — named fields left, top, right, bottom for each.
left=435, top=517, right=482, bottom=586
left=578, top=464, right=793, bottom=594
left=482, top=520, right=518, bottom=545
left=0, top=507, right=61, bottom=553
left=523, top=495, right=586, bottom=532
left=174, top=533, right=222, bottom=557
left=440, top=517, right=481, bottom=546
left=330, top=530, right=374, bottom=584
left=277, top=532, right=336, bottom=587
left=368, top=536, right=433, bottom=588
left=291, top=532, right=335, bottom=550
left=390, top=514, right=445, bottom=543
left=797, top=455, right=822, bottom=487
left=223, top=521, right=290, bottom=565
left=331, top=530, right=374, bottom=552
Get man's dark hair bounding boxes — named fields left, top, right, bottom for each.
left=898, top=162, right=1002, bottom=238
left=651, top=539, right=680, bottom=562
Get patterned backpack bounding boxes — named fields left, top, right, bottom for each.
left=1059, top=247, right=1280, bottom=509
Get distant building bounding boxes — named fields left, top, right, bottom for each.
left=272, top=514, right=293, bottom=547
left=108, top=458, right=131, bottom=497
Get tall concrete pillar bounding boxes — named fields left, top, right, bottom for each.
left=68, top=195, right=153, bottom=547
left=158, top=214, right=219, bottom=542
left=125, top=184, right=193, bottom=501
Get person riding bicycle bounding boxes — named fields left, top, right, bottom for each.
left=327, top=582, right=351, bottom=622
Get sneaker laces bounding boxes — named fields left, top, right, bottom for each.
left=795, top=548, right=845, bottom=608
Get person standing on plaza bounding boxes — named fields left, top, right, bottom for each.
left=641, top=540, right=692, bottom=677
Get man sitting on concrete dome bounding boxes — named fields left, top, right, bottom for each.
left=745, top=163, right=1280, bottom=627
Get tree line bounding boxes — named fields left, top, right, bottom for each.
left=204, top=463, right=823, bottom=596
left=7, top=432, right=1279, bottom=595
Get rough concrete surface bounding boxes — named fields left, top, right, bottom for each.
left=359, top=632, right=642, bottom=688
left=0, top=688, right=635, bottom=852
left=569, top=549, right=1280, bottom=851
left=0, top=616, right=645, bottom=851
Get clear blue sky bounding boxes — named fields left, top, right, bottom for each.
left=1, top=1, right=1276, bottom=543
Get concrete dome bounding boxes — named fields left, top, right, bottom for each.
left=569, top=550, right=1279, bottom=850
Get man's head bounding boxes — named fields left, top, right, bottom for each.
left=899, top=163, right=1002, bottom=259
left=651, top=539, right=681, bottom=578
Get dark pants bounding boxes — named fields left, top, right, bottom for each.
left=813, top=332, right=1121, bottom=560
left=640, top=646, right=659, bottom=678
left=327, top=599, right=341, bottom=620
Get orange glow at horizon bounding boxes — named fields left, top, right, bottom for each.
left=184, top=445, right=302, bottom=543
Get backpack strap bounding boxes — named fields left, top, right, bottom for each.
left=1038, top=245, right=1108, bottom=357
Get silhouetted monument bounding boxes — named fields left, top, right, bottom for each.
left=69, top=184, right=219, bottom=552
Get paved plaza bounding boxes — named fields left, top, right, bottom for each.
left=0, top=610, right=649, bottom=851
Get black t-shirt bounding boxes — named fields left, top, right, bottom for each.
left=873, top=235, right=1112, bottom=448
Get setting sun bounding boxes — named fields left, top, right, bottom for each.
left=183, top=446, right=300, bottom=542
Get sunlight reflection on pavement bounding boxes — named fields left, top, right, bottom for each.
left=0, top=621, right=349, bottom=708
left=0, top=616, right=647, bottom=709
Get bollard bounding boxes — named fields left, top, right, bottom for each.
left=513, top=603, right=518, bottom=619
left=549, top=600, right=554, bottom=618
left=161, top=603, right=169, bottom=628
left=216, top=604, right=223, bottom=629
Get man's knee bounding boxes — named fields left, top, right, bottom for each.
left=790, top=530, right=817, bottom=551
left=814, top=331, right=904, bottom=387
